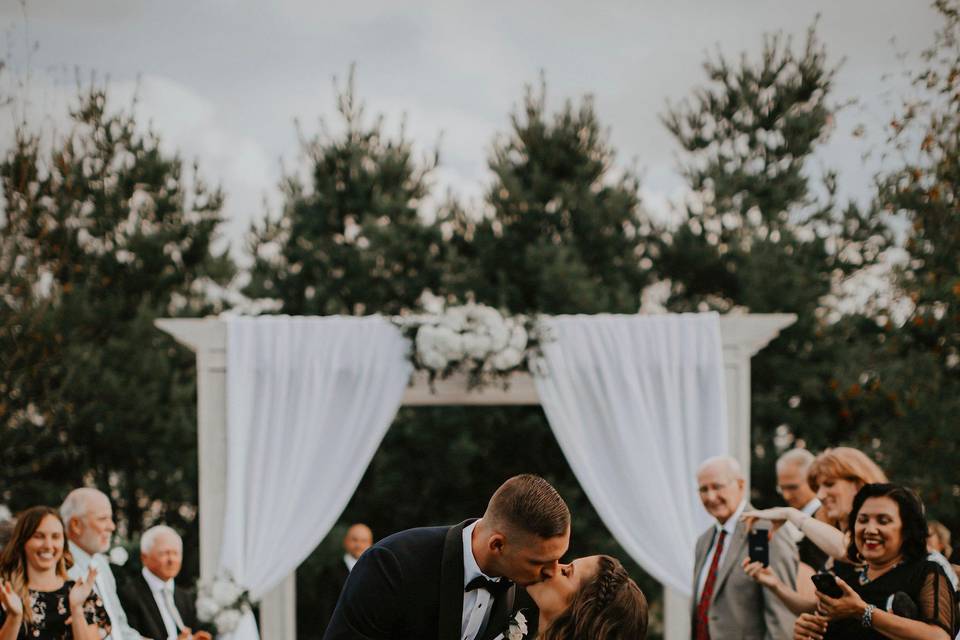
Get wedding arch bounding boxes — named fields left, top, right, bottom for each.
left=156, top=312, right=794, bottom=640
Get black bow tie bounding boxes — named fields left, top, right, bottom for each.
left=465, top=575, right=512, bottom=595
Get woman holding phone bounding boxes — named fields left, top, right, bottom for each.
left=742, top=447, right=888, bottom=615
left=793, top=484, right=956, bottom=640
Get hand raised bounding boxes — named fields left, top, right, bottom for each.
left=741, top=507, right=792, bottom=535
left=0, top=581, right=24, bottom=619
left=68, top=566, right=98, bottom=611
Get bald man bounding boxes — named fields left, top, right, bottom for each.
left=692, top=456, right=797, bottom=640
left=62, top=487, right=143, bottom=640
left=319, top=524, right=374, bottom=634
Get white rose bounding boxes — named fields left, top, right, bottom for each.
left=419, top=347, right=448, bottom=370
left=491, top=347, right=524, bottom=371
left=432, top=326, right=464, bottom=360
left=196, top=596, right=219, bottom=622
left=439, top=306, right=468, bottom=332
left=214, top=608, right=243, bottom=633
left=462, top=332, right=493, bottom=359
left=507, top=323, right=528, bottom=352
left=108, top=546, right=129, bottom=566
left=415, top=324, right=441, bottom=353
left=487, top=321, right=510, bottom=352
left=211, top=579, right=244, bottom=607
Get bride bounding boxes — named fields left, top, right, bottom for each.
left=524, top=554, right=648, bottom=639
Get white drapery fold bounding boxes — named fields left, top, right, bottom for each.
left=532, top=313, right=728, bottom=596
left=222, top=315, right=412, bottom=640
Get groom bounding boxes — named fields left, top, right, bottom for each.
left=322, top=474, right=571, bottom=640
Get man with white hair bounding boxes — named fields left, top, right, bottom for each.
left=119, top=525, right=211, bottom=640
left=691, top=456, right=797, bottom=640
left=62, top=487, right=143, bottom=640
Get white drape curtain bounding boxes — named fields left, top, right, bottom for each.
left=222, top=316, right=412, bottom=640
left=532, top=313, right=728, bottom=596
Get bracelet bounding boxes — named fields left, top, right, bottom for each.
left=861, top=604, right=875, bottom=628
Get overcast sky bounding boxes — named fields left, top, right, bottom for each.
left=0, top=1, right=940, bottom=259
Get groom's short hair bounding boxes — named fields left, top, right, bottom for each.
left=484, top=474, right=570, bottom=539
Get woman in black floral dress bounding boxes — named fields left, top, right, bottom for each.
left=0, top=507, right=110, bottom=640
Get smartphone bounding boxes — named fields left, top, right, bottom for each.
left=748, top=527, right=770, bottom=567
left=811, top=571, right=843, bottom=598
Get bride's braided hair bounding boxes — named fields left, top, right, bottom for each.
left=540, top=555, right=649, bottom=640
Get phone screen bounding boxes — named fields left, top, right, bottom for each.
left=748, top=528, right=770, bottom=567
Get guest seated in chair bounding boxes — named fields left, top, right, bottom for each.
left=119, top=526, right=211, bottom=640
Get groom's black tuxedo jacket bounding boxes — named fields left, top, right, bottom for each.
left=322, top=519, right=537, bottom=640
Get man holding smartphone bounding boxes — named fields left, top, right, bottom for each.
left=692, top=456, right=798, bottom=640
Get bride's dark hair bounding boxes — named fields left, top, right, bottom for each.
left=540, top=555, right=648, bottom=640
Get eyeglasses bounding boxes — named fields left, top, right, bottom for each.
left=775, top=484, right=801, bottom=495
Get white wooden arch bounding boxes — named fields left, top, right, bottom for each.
left=156, top=313, right=795, bottom=640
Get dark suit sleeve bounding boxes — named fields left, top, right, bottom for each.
left=322, top=546, right=404, bottom=640
left=118, top=581, right=155, bottom=640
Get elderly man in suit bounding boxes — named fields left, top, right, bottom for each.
left=119, top=525, right=211, bottom=640
left=692, top=456, right=797, bottom=640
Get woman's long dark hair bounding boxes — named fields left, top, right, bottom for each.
left=0, top=506, right=70, bottom=625
left=540, top=555, right=648, bottom=640
left=846, top=483, right=928, bottom=564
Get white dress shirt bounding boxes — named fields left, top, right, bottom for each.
left=142, top=568, right=180, bottom=640
left=343, top=553, right=359, bottom=572
left=461, top=521, right=502, bottom=640
left=68, top=541, right=143, bottom=640
left=696, top=499, right=747, bottom=600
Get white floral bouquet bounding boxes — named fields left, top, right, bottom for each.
left=195, top=573, right=252, bottom=635
left=393, top=293, right=547, bottom=389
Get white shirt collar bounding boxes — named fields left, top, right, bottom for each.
left=714, top=499, right=748, bottom=535
left=462, top=520, right=499, bottom=588
left=142, top=567, right=174, bottom=593
left=801, top=497, right=822, bottom=517
left=343, top=553, right=359, bottom=572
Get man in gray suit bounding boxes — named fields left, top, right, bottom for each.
left=692, top=456, right=797, bottom=640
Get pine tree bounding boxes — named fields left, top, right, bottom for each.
left=0, top=87, right=234, bottom=571
left=853, top=0, right=960, bottom=526
left=244, top=70, right=444, bottom=315
left=447, top=80, right=651, bottom=312
left=653, top=27, right=895, bottom=497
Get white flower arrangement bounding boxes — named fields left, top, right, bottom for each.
left=506, top=610, right=529, bottom=640
left=196, top=573, right=252, bottom=634
left=107, top=546, right=129, bottom=566
left=394, top=294, right=546, bottom=389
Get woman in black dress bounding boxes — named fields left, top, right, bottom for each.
left=0, top=506, right=110, bottom=640
left=794, top=484, right=957, bottom=640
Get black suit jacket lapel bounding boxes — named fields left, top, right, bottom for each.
left=136, top=573, right=167, bottom=639
left=478, top=583, right=515, bottom=640
left=438, top=519, right=473, bottom=640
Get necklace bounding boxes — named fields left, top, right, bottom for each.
left=858, top=560, right=903, bottom=585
